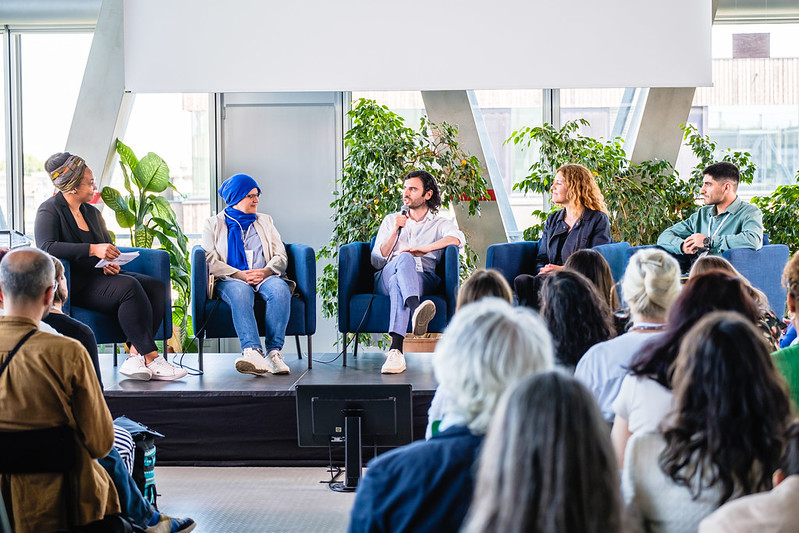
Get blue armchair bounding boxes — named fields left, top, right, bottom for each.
left=485, top=241, right=540, bottom=288
left=338, top=242, right=459, bottom=366
left=723, top=245, right=790, bottom=315
left=61, top=247, right=172, bottom=365
left=191, top=243, right=316, bottom=371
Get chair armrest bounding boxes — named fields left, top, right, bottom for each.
left=286, top=243, right=317, bottom=334
left=338, top=242, right=372, bottom=332
left=191, top=245, right=209, bottom=325
left=443, top=245, right=460, bottom=321
left=485, top=241, right=539, bottom=287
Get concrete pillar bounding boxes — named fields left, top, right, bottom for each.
left=421, top=90, right=516, bottom=266
left=65, top=0, right=132, bottom=187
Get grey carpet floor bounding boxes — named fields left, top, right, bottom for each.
left=155, top=467, right=356, bottom=532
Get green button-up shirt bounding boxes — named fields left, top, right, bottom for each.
left=657, top=197, right=763, bottom=255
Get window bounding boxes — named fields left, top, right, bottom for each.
left=19, top=32, right=92, bottom=234
left=0, top=33, right=7, bottom=229
left=106, top=93, right=211, bottom=248
left=675, top=24, right=799, bottom=197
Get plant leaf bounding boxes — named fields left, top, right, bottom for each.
left=133, top=152, right=171, bottom=193
left=100, top=186, right=136, bottom=228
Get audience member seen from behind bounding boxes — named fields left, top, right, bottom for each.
left=689, top=254, right=785, bottom=349
left=0, top=249, right=121, bottom=532
left=348, top=299, right=554, bottom=533
left=202, top=173, right=294, bottom=376
left=700, top=422, right=799, bottom=533
left=43, top=255, right=103, bottom=388
left=33, top=152, right=186, bottom=381
left=425, top=268, right=513, bottom=439
left=514, top=163, right=611, bottom=308
left=611, top=271, right=761, bottom=466
left=575, top=249, right=681, bottom=424
left=623, top=312, right=791, bottom=533
left=540, top=270, right=614, bottom=371
left=463, top=372, right=623, bottom=533
left=563, top=248, right=620, bottom=317
left=772, top=251, right=799, bottom=408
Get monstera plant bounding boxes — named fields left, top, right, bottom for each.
left=101, top=139, right=191, bottom=349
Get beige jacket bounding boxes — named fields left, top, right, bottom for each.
left=0, top=316, right=119, bottom=532
left=699, top=476, right=799, bottom=533
left=201, top=212, right=295, bottom=293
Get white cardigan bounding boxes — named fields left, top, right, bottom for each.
left=201, top=212, right=295, bottom=292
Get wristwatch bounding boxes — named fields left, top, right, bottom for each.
left=703, top=236, right=711, bottom=250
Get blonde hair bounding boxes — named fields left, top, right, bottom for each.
left=557, top=163, right=607, bottom=214
left=622, top=248, right=682, bottom=321
left=690, top=255, right=771, bottom=311
left=456, top=269, right=513, bottom=311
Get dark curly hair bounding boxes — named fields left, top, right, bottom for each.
left=629, top=271, right=760, bottom=388
left=405, top=170, right=442, bottom=212
left=659, top=311, right=791, bottom=505
left=540, top=270, right=614, bottom=368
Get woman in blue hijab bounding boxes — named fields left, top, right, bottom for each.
left=201, top=173, right=294, bottom=375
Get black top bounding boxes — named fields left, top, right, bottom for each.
left=536, top=207, right=612, bottom=272
left=41, top=312, right=103, bottom=390
left=34, top=192, right=113, bottom=274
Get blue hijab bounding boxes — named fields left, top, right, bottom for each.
left=218, top=174, right=261, bottom=271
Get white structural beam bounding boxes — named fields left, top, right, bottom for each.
left=65, top=0, right=132, bottom=186
left=421, top=91, right=516, bottom=267
left=123, top=0, right=712, bottom=93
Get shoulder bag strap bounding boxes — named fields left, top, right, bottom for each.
left=0, top=329, right=38, bottom=379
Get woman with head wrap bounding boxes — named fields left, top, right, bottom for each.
left=201, top=173, right=294, bottom=375
left=34, top=152, right=187, bottom=382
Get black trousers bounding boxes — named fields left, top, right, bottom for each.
left=70, top=271, right=166, bottom=355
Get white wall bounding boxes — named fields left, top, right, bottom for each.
left=123, top=0, right=712, bottom=92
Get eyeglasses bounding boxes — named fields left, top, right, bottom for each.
left=244, top=193, right=261, bottom=200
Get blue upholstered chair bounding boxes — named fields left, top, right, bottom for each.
left=485, top=240, right=540, bottom=288
left=61, top=247, right=172, bottom=365
left=191, top=243, right=316, bottom=371
left=624, top=243, right=790, bottom=314
left=593, top=242, right=632, bottom=284
left=337, top=242, right=459, bottom=366
left=723, top=245, right=790, bottom=315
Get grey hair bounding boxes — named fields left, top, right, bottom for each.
left=0, top=248, right=55, bottom=303
left=432, top=298, right=554, bottom=434
left=621, top=248, right=681, bottom=321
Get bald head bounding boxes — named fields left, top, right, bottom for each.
left=0, top=248, right=55, bottom=304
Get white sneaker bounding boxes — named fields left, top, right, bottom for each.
left=119, top=355, right=152, bottom=381
left=146, top=356, right=188, bottom=381
left=235, top=347, right=269, bottom=376
left=381, top=349, right=406, bottom=374
left=412, top=300, right=436, bottom=335
left=264, top=350, right=290, bottom=375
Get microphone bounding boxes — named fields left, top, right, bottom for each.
left=398, top=205, right=409, bottom=235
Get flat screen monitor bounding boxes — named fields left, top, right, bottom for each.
left=295, top=384, right=413, bottom=491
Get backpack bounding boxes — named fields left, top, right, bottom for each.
left=113, top=416, right=164, bottom=509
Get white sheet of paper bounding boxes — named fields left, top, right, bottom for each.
left=95, top=251, right=140, bottom=268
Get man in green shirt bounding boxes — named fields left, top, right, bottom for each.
left=657, top=162, right=763, bottom=258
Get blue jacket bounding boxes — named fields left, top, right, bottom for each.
left=348, top=425, right=483, bottom=533
left=536, top=207, right=611, bottom=271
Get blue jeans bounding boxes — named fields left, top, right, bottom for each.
left=216, top=276, right=291, bottom=352
left=98, top=447, right=153, bottom=529
left=375, top=252, right=440, bottom=336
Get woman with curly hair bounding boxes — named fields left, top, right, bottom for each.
left=514, top=163, right=611, bottom=309
left=611, top=271, right=761, bottom=465
left=623, top=311, right=791, bottom=533
left=540, top=270, right=614, bottom=371
left=463, top=372, right=623, bottom=533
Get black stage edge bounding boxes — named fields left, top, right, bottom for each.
left=102, top=352, right=437, bottom=467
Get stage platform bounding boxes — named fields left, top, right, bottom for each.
left=101, top=351, right=437, bottom=466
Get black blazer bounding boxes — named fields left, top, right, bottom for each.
left=34, top=192, right=113, bottom=274
left=535, top=208, right=612, bottom=272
